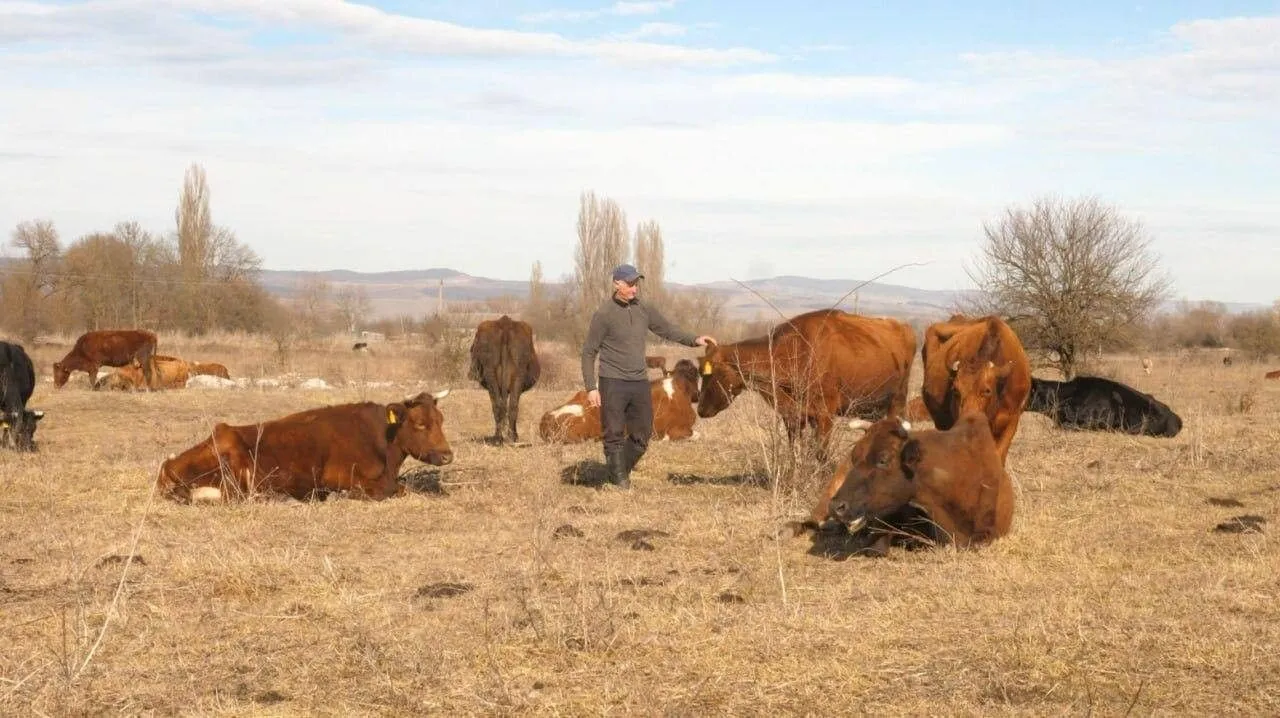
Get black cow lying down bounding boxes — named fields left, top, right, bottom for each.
left=1026, top=376, right=1182, bottom=438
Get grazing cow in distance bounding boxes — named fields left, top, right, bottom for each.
left=1026, top=376, right=1183, bottom=437
left=1222, top=355, right=1234, bottom=367
left=352, top=342, right=369, bottom=353
left=1266, top=370, right=1280, bottom=380
left=801, top=414, right=1014, bottom=554
left=921, top=315, right=1031, bottom=465
left=1141, top=357, right=1153, bottom=375
left=540, top=359, right=701, bottom=443
left=157, top=390, right=454, bottom=503
left=469, top=316, right=540, bottom=444
left=697, top=310, right=916, bottom=455
left=54, top=329, right=158, bottom=389
left=95, top=355, right=191, bottom=391
left=1, top=341, right=44, bottom=451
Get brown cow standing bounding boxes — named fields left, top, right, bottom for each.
left=468, top=316, right=540, bottom=444
left=815, top=414, right=1015, bottom=553
left=696, top=310, right=916, bottom=454
left=157, top=390, right=454, bottom=503
left=540, top=359, right=701, bottom=443
left=921, top=315, right=1030, bottom=465
left=54, top=329, right=158, bottom=389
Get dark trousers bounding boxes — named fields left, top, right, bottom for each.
left=599, top=377, right=652, bottom=463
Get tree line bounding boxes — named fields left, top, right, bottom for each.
left=6, top=166, right=1279, bottom=375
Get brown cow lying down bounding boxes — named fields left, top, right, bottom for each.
left=95, top=355, right=191, bottom=391
left=157, top=390, right=453, bottom=503
left=539, top=359, right=700, bottom=443
left=190, top=362, right=231, bottom=380
left=795, top=414, right=1014, bottom=555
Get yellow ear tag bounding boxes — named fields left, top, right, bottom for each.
left=387, top=408, right=398, bottom=425
left=701, top=361, right=713, bottom=376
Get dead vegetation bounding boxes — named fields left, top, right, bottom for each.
left=1, top=338, right=1278, bottom=715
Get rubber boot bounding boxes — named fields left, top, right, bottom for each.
left=623, top=442, right=645, bottom=477
left=605, top=448, right=631, bottom=489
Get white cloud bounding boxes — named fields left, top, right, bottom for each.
left=521, top=0, right=678, bottom=23
left=0, top=0, right=771, bottom=68
left=614, top=22, right=687, bottom=40
left=712, top=72, right=920, bottom=98
left=2, top=6, right=1279, bottom=302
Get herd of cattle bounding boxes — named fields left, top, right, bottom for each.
left=0, top=311, right=1262, bottom=553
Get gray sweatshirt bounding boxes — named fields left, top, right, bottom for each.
left=581, top=295, right=698, bottom=390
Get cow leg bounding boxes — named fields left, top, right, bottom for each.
left=505, top=389, right=521, bottom=443
left=136, top=344, right=156, bottom=391
left=487, top=389, right=506, bottom=443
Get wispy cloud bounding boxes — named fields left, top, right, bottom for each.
left=521, top=0, right=679, bottom=23
left=0, top=0, right=769, bottom=68
left=612, top=22, right=687, bottom=40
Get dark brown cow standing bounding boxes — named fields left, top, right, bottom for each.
left=696, top=310, right=916, bottom=453
left=540, top=359, right=701, bottom=443
left=157, top=390, right=454, bottom=502
left=921, top=315, right=1031, bottom=465
left=468, top=316, right=540, bottom=444
left=818, top=414, right=1015, bottom=552
left=54, top=329, right=158, bottom=389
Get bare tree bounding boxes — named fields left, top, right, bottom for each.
left=333, top=284, right=373, bottom=334
left=2, top=220, right=62, bottom=339
left=61, top=233, right=135, bottom=329
left=293, top=276, right=333, bottom=338
left=172, top=163, right=262, bottom=333
left=572, top=190, right=629, bottom=315
left=965, top=195, right=1171, bottom=378
left=633, top=219, right=666, bottom=305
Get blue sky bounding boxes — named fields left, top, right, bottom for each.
left=1, top=1, right=1278, bottom=304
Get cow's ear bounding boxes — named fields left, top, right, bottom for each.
left=899, top=439, right=923, bottom=478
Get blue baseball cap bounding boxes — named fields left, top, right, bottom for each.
left=612, top=264, right=644, bottom=282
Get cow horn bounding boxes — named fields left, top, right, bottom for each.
left=431, top=388, right=451, bottom=401
left=845, top=515, right=868, bottom=533
left=168, top=453, right=177, bottom=460
left=949, top=360, right=960, bottom=372
left=900, top=418, right=911, bottom=432
left=847, top=418, right=873, bottom=431
left=31, top=410, right=44, bottom=419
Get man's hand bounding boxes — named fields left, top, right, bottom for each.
left=694, top=335, right=717, bottom=347
left=587, top=389, right=601, bottom=408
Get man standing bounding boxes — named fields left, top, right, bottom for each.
left=582, top=264, right=716, bottom=489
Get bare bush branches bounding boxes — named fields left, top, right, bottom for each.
left=966, top=196, right=1170, bottom=377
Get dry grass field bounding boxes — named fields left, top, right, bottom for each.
left=2, top=334, right=1278, bottom=715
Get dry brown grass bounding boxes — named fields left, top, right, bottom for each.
left=2, top=338, right=1278, bottom=715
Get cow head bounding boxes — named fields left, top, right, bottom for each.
left=827, top=416, right=920, bottom=531
left=947, top=357, right=1015, bottom=421
left=52, top=362, right=71, bottom=388
left=695, top=344, right=745, bottom=418
left=1, top=409, right=44, bottom=452
left=386, top=389, right=454, bottom=465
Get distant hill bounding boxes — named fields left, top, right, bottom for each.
left=256, top=268, right=969, bottom=322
